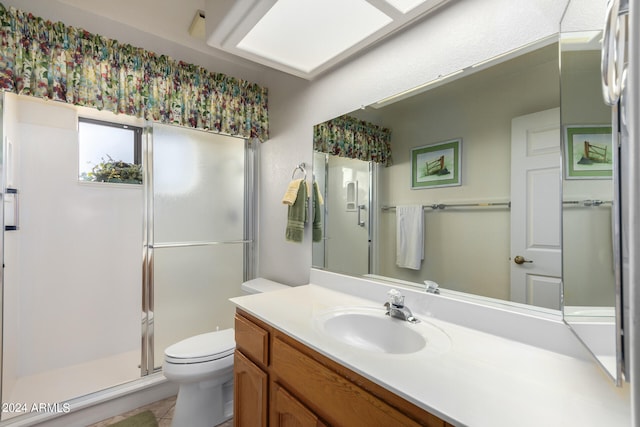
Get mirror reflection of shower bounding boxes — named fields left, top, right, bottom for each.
left=313, top=152, right=373, bottom=277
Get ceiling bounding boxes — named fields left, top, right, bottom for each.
left=56, top=0, right=451, bottom=80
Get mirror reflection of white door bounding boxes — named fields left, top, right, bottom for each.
left=510, top=108, right=562, bottom=310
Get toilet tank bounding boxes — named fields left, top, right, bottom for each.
left=241, top=278, right=290, bottom=294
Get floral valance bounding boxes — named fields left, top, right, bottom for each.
left=0, top=4, right=269, bottom=141
left=313, top=115, right=392, bottom=166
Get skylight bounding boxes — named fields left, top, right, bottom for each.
left=236, top=0, right=392, bottom=74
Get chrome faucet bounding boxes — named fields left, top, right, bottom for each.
left=384, top=289, right=420, bottom=323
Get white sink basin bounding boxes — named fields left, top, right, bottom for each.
left=314, top=306, right=450, bottom=355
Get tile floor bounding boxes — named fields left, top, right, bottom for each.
left=88, top=395, right=234, bottom=427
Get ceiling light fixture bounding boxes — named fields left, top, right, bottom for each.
left=188, top=10, right=206, bottom=40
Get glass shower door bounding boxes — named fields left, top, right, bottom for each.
left=331, top=155, right=371, bottom=276
left=146, top=123, right=251, bottom=371
left=1, top=93, right=144, bottom=419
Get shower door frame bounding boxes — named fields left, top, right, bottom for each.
left=140, top=123, right=257, bottom=375
left=0, top=93, right=5, bottom=407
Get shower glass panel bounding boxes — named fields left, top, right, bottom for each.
left=149, top=123, right=248, bottom=370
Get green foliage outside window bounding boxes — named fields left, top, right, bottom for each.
left=80, top=155, right=143, bottom=184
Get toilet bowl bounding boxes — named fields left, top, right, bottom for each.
left=163, top=278, right=289, bottom=427
left=163, top=329, right=235, bottom=427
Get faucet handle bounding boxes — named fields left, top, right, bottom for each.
left=387, top=288, right=405, bottom=307
left=424, top=280, right=440, bottom=294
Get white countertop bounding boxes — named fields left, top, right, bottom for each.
left=231, top=284, right=630, bottom=427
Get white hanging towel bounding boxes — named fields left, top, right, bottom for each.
left=396, top=205, right=424, bottom=270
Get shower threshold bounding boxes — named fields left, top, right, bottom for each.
left=2, top=350, right=140, bottom=422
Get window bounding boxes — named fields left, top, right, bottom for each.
left=78, top=118, right=143, bottom=184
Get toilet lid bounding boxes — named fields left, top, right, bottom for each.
left=164, top=329, right=235, bottom=364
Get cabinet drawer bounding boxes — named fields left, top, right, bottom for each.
left=235, top=313, right=269, bottom=367
left=272, top=336, right=443, bottom=427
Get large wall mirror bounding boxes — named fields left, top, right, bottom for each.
left=312, top=0, right=622, bottom=385
left=313, top=38, right=562, bottom=313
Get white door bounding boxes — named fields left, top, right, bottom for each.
left=510, top=108, right=562, bottom=310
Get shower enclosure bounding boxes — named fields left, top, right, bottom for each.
left=312, top=152, right=376, bottom=276
left=0, top=93, right=254, bottom=422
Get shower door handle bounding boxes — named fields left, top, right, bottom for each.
left=357, top=204, right=366, bottom=227
left=4, top=188, right=19, bottom=231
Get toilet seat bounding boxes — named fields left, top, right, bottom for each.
left=164, top=329, right=235, bottom=364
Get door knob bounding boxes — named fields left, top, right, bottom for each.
left=513, top=255, right=533, bottom=265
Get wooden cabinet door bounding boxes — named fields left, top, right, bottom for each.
left=234, top=350, right=268, bottom=427
left=271, top=382, right=324, bottom=427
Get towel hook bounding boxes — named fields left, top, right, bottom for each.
left=291, top=163, right=307, bottom=180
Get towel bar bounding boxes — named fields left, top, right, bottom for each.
left=291, top=163, right=307, bottom=180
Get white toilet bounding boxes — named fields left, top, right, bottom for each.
left=163, top=278, right=289, bottom=427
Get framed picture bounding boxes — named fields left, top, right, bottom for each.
left=411, top=138, right=462, bottom=189
left=564, top=125, right=613, bottom=179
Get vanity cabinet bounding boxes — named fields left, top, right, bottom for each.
left=233, top=309, right=450, bottom=427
